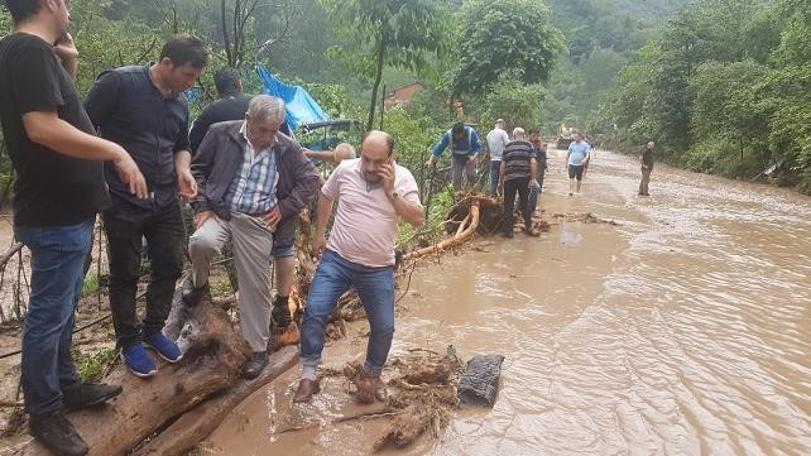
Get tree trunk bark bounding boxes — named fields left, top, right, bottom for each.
left=133, top=346, right=298, bottom=456
left=366, top=35, right=386, bottom=132
left=12, top=293, right=253, bottom=456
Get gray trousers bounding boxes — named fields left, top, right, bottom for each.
left=452, top=155, right=477, bottom=191
left=188, top=213, right=274, bottom=352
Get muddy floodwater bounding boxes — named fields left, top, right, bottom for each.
left=207, top=149, right=811, bottom=455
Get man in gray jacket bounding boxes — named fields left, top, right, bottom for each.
left=184, top=95, right=319, bottom=378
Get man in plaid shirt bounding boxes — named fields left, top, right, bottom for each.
left=186, top=95, right=319, bottom=379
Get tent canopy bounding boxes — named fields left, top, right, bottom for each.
left=257, top=66, right=330, bottom=130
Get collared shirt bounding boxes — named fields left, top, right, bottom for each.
left=486, top=128, right=510, bottom=161
left=503, top=140, right=535, bottom=181
left=322, top=158, right=421, bottom=268
left=85, top=64, right=191, bottom=209
left=223, top=122, right=279, bottom=215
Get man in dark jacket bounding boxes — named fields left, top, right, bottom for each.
left=189, top=67, right=290, bottom=154
left=639, top=141, right=654, bottom=196
left=185, top=95, right=319, bottom=378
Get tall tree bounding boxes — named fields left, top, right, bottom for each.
left=452, top=0, right=565, bottom=95
left=320, top=0, right=450, bottom=131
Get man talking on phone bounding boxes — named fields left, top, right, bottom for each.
left=294, top=130, right=424, bottom=404
left=0, top=0, right=148, bottom=454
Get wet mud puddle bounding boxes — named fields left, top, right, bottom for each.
left=207, top=150, right=811, bottom=455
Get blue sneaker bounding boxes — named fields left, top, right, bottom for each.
left=121, top=344, right=158, bottom=378
left=144, top=332, right=183, bottom=363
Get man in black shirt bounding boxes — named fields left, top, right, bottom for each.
left=189, top=68, right=250, bottom=154
left=0, top=1, right=147, bottom=453
left=85, top=36, right=207, bottom=378
left=189, top=67, right=292, bottom=154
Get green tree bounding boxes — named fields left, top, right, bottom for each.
left=320, top=0, right=450, bottom=131
left=453, top=0, right=565, bottom=95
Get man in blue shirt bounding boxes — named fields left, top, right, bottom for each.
left=566, top=132, right=591, bottom=196
left=426, top=122, right=482, bottom=191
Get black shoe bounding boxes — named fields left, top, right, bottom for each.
left=63, top=382, right=123, bottom=412
left=243, top=351, right=268, bottom=380
left=29, top=411, right=89, bottom=456
left=271, top=296, right=292, bottom=329
left=181, top=280, right=209, bottom=307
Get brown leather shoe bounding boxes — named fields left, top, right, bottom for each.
left=293, top=378, right=320, bottom=403
left=355, top=376, right=381, bottom=404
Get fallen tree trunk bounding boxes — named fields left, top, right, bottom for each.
left=404, top=203, right=481, bottom=261
left=134, top=345, right=298, bottom=456
left=13, top=293, right=251, bottom=456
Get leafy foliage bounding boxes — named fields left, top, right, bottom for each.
left=453, top=0, right=565, bottom=95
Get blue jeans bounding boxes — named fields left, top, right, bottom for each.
left=528, top=177, right=543, bottom=212
left=489, top=160, right=501, bottom=195
left=300, top=250, right=395, bottom=377
left=14, top=219, right=93, bottom=415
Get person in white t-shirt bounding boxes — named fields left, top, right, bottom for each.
left=486, top=119, right=510, bottom=195
left=294, top=130, right=425, bottom=404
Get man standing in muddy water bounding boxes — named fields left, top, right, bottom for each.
left=639, top=141, right=654, bottom=196
left=0, top=0, right=149, bottom=453
left=566, top=132, right=591, bottom=196
left=294, top=131, right=425, bottom=403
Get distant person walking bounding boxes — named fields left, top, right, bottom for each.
left=486, top=119, right=509, bottom=195
left=499, top=128, right=537, bottom=237
left=426, top=122, right=482, bottom=191
left=639, top=141, right=654, bottom=196
left=566, top=133, right=591, bottom=196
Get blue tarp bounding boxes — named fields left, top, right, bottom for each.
left=257, top=66, right=330, bottom=131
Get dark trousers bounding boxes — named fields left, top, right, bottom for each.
left=503, top=177, right=531, bottom=233
left=639, top=167, right=652, bottom=195
left=102, top=200, right=184, bottom=349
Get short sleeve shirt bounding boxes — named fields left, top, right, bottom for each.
left=0, top=33, right=109, bottom=227
left=568, top=141, right=590, bottom=166
left=322, top=158, right=421, bottom=267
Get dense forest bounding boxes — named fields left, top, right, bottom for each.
left=1, top=0, right=809, bottom=198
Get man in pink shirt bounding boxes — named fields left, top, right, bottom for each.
left=294, top=130, right=425, bottom=403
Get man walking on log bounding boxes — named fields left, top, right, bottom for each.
left=184, top=68, right=303, bottom=353
left=185, top=96, right=319, bottom=378
left=0, top=0, right=148, bottom=453
left=85, top=36, right=207, bottom=378
left=639, top=141, right=654, bottom=196
left=295, top=131, right=425, bottom=403
left=426, top=122, right=482, bottom=191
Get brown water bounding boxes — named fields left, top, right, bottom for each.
left=207, top=149, right=811, bottom=455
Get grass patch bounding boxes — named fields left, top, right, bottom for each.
left=77, top=346, right=118, bottom=382
left=81, top=272, right=100, bottom=298
left=209, top=275, right=234, bottom=300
